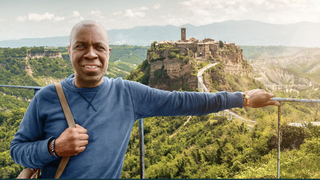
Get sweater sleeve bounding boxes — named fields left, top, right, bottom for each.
left=127, top=81, right=243, bottom=119
left=10, top=95, right=58, bottom=169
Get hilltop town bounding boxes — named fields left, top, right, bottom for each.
left=142, top=27, right=252, bottom=91
left=156, top=27, right=242, bottom=61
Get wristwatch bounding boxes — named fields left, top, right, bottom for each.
left=242, top=92, right=250, bottom=108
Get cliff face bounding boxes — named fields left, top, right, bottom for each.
left=148, top=57, right=198, bottom=90
left=27, top=51, right=62, bottom=59
left=218, top=45, right=252, bottom=77
left=146, top=47, right=197, bottom=90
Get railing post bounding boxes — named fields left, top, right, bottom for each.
left=139, top=118, right=145, bottom=179
left=277, top=103, right=281, bottom=179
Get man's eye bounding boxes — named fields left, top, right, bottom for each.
left=76, top=45, right=85, bottom=49
left=96, top=46, right=105, bottom=50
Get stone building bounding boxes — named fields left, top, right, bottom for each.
left=156, top=27, right=238, bottom=60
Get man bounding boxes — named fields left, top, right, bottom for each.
left=10, top=20, right=279, bottom=178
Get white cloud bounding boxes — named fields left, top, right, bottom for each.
left=239, top=5, right=248, bottom=13
left=177, top=0, right=320, bottom=25
left=28, top=12, right=55, bottom=22
left=89, top=9, right=102, bottom=16
left=73, top=11, right=81, bottom=17
left=159, top=14, right=186, bottom=26
left=16, top=16, right=27, bottom=22
left=69, top=11, right=84, bottom=23
left=53, top=16, right=65, bottom=22
left=15, top=12, right=67, bottom=23
left=251, top=0, right=265, bottom=5
left=113, top=11, right=122, bottom=16
left=124, top=8, right=146, bottom=18
left=87, top=9, right=105, bottom=19
left=247, top=0, right=320, bottom=24
left=139, top=6, right=149, bottom=11
left=153, top=3, right=161, bottom=9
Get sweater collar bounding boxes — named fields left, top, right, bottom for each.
left=61, top=74, right=107, bottom=93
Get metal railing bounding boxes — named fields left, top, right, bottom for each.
left=270, top=97, right=320, bottom=179
left=1, top=85, right=320, bottom=179
left=0, top=85, right=41, bottom=95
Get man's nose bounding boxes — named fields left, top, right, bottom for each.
left=84, top=46, right=98, bottom=59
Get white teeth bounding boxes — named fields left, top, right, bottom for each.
left=84, top=65, right=98, bottom=69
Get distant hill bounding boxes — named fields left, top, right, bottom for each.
left=248, top=47, right=320, bottom=92
left=1, top=20, right=320, bottom=48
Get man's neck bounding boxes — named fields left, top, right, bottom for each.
left=74, top=78, right=103, bottom=88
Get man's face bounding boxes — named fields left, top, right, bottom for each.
left=68, top=24, right=110, bottom=88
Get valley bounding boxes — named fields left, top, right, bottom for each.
left=248, top=48, right=320, bottom=93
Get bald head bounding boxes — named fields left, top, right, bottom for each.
left=68, top=20, right=111, bottom=88
left=69, top=20, right=110, bottom=49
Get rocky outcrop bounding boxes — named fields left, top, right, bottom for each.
left=27, top=51, right=62, bottom=59
left=217, top=44, right=253, bottom=77
left=148, top=57, right=198, bottom=90
left=146, top=42, right=252, bottom=91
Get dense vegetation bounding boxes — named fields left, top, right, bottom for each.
left=122, top=112, right=320, bottom=179
left=125, top=59, right=150, bottom=85
left=109, top=45, right=148, bottom=64
left=0, top=47, right=41, bottom=99
left=1, top=45, right=320, bottom=179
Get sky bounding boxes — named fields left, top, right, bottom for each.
left=0, top=0, right=320, bottom=40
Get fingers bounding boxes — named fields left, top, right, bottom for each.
left=55, top=124, right=89, bottom=157
left=254, top=100, right=280, bottom=108
left=245, top=89, right=279, bottom=108
left=78, top=139, right=89, bottom=147
left=265, top=100, right=280, bottom=106
left=75, top=124, right=88, bottom=134
left=78, top=133, right=89, bottom=140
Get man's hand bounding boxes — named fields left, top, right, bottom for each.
left=54, top=124, right=89, bottom=157
left=244, top=89, right=280, bottom=108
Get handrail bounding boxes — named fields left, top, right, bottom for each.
left=0, top=85, right=41, bottom=95
left=271, top=97, right=320, bottom=103
left=0, top=85, right=42, bottom=89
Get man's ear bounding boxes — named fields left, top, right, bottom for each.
left=68, top=45, right=71, bottom=58
left=105, top=48, right=111, bottom=71
left=107, top=48, right=111, bottom=59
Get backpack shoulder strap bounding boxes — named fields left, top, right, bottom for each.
left=54, top=83, right=76, bottom=128
left=54, top=83, right=75, bottom=179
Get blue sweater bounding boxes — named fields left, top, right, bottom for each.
left=10, top=74, right=243, bottom=178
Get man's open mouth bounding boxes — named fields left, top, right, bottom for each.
left=83, top=65, right=100, bottom=69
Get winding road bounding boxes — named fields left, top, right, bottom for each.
left=170, top=62, right=255, bottom=138
left=197, top=62, right=255, bottom=123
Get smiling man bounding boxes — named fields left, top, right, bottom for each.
left=68, top=22, right=111, bottom=88
left=10, top=20, right=279, bottom=179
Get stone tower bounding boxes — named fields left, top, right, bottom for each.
left=181, top=27, right=186, bottom=41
